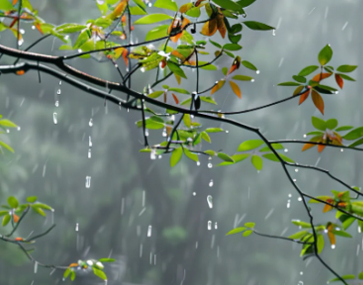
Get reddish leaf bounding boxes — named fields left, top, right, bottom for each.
left=323, top=203, right=333, bottom=213
left=172, top=93, right=179, bottom=104
left=216, top=14, right=226, bottom=38
left=293, top=85, right=304, bottom=96
left=201, top=18, right=218, bottom=37
left=13, top=214, right=19, bottom=223
left=229, top=81, right=241, bottom=99
left=302, top=143, right=315, bottom=152
left=299, top=89, right=310, bottom=105
left=311, top=89, right=324, bottom=115
left=195, top=0, right=203, bottom=6
left=312, top=72, right=332, bottom=82
left=15, top=237, right=23, bottom=241
left=317, top=144, right=326, bottom=153
left=228, top=56, right=241, bottom=75
left=335, top=74, right=344, bottom=89
left=211, top=80, right=225, bottom=95
left=16, top=70, right=25, bottom=76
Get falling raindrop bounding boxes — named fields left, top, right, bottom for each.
left=55, top=101, right=59, bottom=107
left=192, top=192, right=196, bottom=196
left=53, top=112, right=58, bottom=124
left=209, top=180, right=214, bottom=187
left=89, top=136, right=92, bottom=147
left=295, top=168, right=299, bottom=172
left=225, top=130, right=229, bottom=134
left=207, top=195, right=213, bottom=209
left=75, top=223, right=79, bottom=232
left=85, top=176, right=91, bottom=188
left=300, top=271, right=303, bottom=275
left=88, top=148, right=91, bottom=159
left=17, top=126, right=21, bottom=131
left=288, top=194, right=292, bottom=198
left=89, top=118, right=93, bottom=127
left=59, top=81, right=62, bottom=86
left=287, top=200, right=291, bottom=208
left=18, top=38, right=24, bottom=46
left=207, top=220, right=212, bottom=230
left=208, top=163, right=213, bottom=168
left=56, top=89, right=61, bottom=95
left=34, top=262, right=38, bottom=274
left=214, top=222, right=218, bottom=229
left=284, top=148, right=288, bottom=153
left=150, top=149, right=156, bottom=160
left=251, top=79, right=255, bottom=82
left=147, top=225, right=152, bottom=237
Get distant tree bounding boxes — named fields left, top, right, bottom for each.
left=0, top=0, right=361, bottom=284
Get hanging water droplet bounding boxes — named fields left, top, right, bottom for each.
left=150, top=149, right=156, bottom=160
left=303, top=134, right=307, bottom=138
left=162, top=127, right=167, bottom=137
left=293, top=178, right=297, bottom=182
left=298, top=197, right=302, bottom=201
left=295, top=168, right=299, bottom=172
left=225, top=130, right=229, bottom=134
left=209, top=180, right=214, bottom=187
left=85, top=176, right=91, bottom=188
left=272, top=29, right=276, bottom=36
left=59, top=81, right=62, bottom=86
left=75, top=223, right=79, bottom=232
left=208, top=163, right=213, bottom=168
left=158, top=155, right=162, bottom=159
left=207, top=195, right=213, bottom=209
left=88, top=148, right=91, bottom=159
left=340, top=148, right=344, bottom=152
left=284, top=148, right=288, bottom=153
left=6, top=129, right=10, bottom=133
left=55, top=100, right=59, bottom=107
left=256, top=70, right=260, bottom=74
left=17, top=126, right=21, bottom=131
left=251, top=79, right=255, bottom=82
left=32, top=25, right=36, bottom=30
left=145, top=129, right=149, bottom=137
left=147, top=225, right=152, bottom=237
left=196, top=161, right=200, bottom=166
left=207, top=220, right=212, bottom=230
left=53, top=112, right=58, bottom=124
left=300, top=271, right=303, bottom=275
left=288, top=194, right=292, bottom=198
left=287, top=200, right=291, bottom=208
left=56, top=89, right=61, bottom=95
left=141, top=67, right=146, bottom=73
left=192, top=192, right=196, bottom=196
left=18, top=38, right=24, bottom=46
left=214, top=222, right=218, bottom=229
left=331, top=244, right=336, bottom=249
left=89, top=118, right=93, bottom=127
left=89, top=136, right=92, bottom=147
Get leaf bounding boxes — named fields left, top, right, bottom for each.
left=311, top=89, right=324, bottom=115
left=154, top=0, right=178, bottom=11
left=26, top=196, right=37, bottom=203
left=205, top=128, right=224, bottom=133
left=134, top=14, right=173, bottom=25
left=172, top=93, right=179, bottom=104
left=288, top=230, right=308, bottom=240
left=2, top=214, right=11, bottom=226
left=323, top=204, right=333, bottom=213
left=241, top=60, right=257, bottom=71
left=0, top=119, right=17, bottom=128
left=325, top=118, right=338, bottom=130
left=55, top=23, right=87, bottom=34
left=212, top=0, right=244, bottom=13
left=217, top=152, right=234, bottom=162
left=244, top=222, right=255, bottom=228
left=229, top=81, right=241, bottom=98
left=292, top=220, right=312, bottom=228
left=343, top=126, right=363, bottom=140
left=226, top=227, right=246, bottom=235
left=183, top=114, right=192, bottom=128
left=335, top=125, right=354, bottom=132
left=211, top=79, right=225, bottom=95
left=311, top=116, right=327, bottom=131
left=184, top=149, right=199, bottom=162
left=223, top=43, right=242, bottom=51
left=201, top=131, right=211, bottom=143
left=0, top=141, right=14, bottom=153
left=99, top=258, right=115, bottom=263
left=232, top=75, right=254, bottom=81
left=170, top=147, right=183, bottom=167
left=201, top=19, right=218, bottom=37
left=332, top=229, right=352, bottom=238
left=243, top=230, right=253, bottom=236
left=317, top=234, right=324, bottom=254
left=132, top=0, right=147, bottom=12
left=204, top=150, right=216, bottom=156
left=30, top=204, right=46, bottom=217
left=335, top=74, right=344, bottom=89
left=292, top=75, right=306, bottom=83
left=148, top=91, right=165, bottom=99
left=168, top=88, right=190, bottom=94
left=336, top=65, right=357, bottom=73
left=237, top=139, right=264, bottom=151
left=299, top=89, right=310, bottom=105
left=237, top=0, right=256, bottom=8
left=167, top=61, right=187, bottom=79
left=311, top=72, right=332, bottom=82
left=243, top=21, right=274, bottom=30
left=348, top=137, right=363, bottom=148
left=293, top=85, right=304, bottom=96
left=318, top=44, right=333, bottom=66
left=329, top=275, right=356, bottom=282
left=145, top=24, right=169, bottom=41
left=298, top=65, right=319, bottom=76
left=251, top=155, right=263, bottom=170
left=0, top=0, right=14, bottom=11
left=278, top=82, right=301, bottom=86
left=93, top=267, right=107, bottom=281
left=8, top=196, right=18, bottom=208
left=263, top=153, right=294, bottom=163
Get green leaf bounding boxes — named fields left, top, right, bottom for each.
left=170, top=147, right=183, bottom=167
left=232, top=75, right=254, bottom=81
left=201, top=131, right=211, bottom=143
left=145, top=24, right=169, bottom=41
left=168, top=88, right=190, bottom=94
left=217, top=152, right=234, bottom=162
left=184, top=149, right=198, bottom=162
left=2, top=214, right=11, bottom=226
left=329, top=275, right=356, bottom=282
left=222, top=67, right=228, bottom=76
left=237, top=139, right=264, bottom=151
left=244, top=222, right=255, bottom=228
left=186, top=7, right=201, bottom=18
left=93, top=267, right=107, bottom=281
left=70, top=271, right=76, bottom=281
left=55, top=23, right=87, bottom=34
left=349, top=137, right=363, bottom=148
left=243, top=21, right=274, bottom=30
left=183, top=114, right=192, bottom=128
left=237, top=0, right=256, bottom=7
left=63, top=268, right=72, bottom=280
left=204, top=150, right=216, bottom=156
left=317, top=233, right=324, bottom=254
left=298, top=65, right=319, bottom=76
left=326, top=119, right=338, bottom=130
left=26, top=196, right=37, bottom=203
left=132, top=0, right=147, bottom=12
left=358, top=271, right=363, bottom=280
left=242, top=230, right=253, bottom=237
left=241, top=60, right=257, bottom=71
left=212, top=0, right=243, bottom=13
left=209, top=39, right=222, bottom=49
left=148, top=91, right=165, bottom=99
left=343, top=126, right=363, bottom=140
left=277, top=82, right=301, bottom=86
left=292, top=75, right=306, bottom=83
left=130, top=5, right=147, bottom=15
left=292, top=220, right=312, bottom=228
left=167, top=61, right=187, bottom=79
left=223, top=43, right=242, bottom=51
left=200, top=96, right=217, bottom=105
left=335, top=125, right=354, bottom=132
left=0, top=119, right=17, bottom=128
left=318, top=44, right=333, bottom=66
left=154, top=0, right=178, bottom=11
left=0, top=141, right=14, bottom=153
left=288, top=230, right=308, bottom=240
left=336, top=65, right=357, bottom=73
left=8, top=196, right=18, bottom=208
left=251, top=155, right=263, bottom=170
left=30, top=204, right=46, bottom=217
left=311, top=116, right=327, bottom=131
left=33, top=203, right=53, bottom=211
left=205, top=128, right=224, bottom=133
left=134, top=14, right=173, bottom=25
left=226, top=227, right=246, bottom=235
left=262, top=153, right=294, bottom=163
left=0, top=0, right=14, bottom=11
left=259, top=143, right=284, bottom=152
left=99, top=258, right=116, bottom=262
left=332, top=229, right=352, bottom=238
left=338, top=73, right=355, bottom=81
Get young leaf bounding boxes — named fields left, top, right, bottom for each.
left=211, top=79, right=225, bottom=95
left=325, top=118, right=338, bottom=130
left=167, top=61, right=187, bottom=79
left=229, top=80, right=241, bottom=98
left=299, top=89, right=310, bottom=105
left=226, top=227, right=246, bottom=235
left=237, top=0, right=256, bottom=7
left=154, top=0, right=178, bottom=11
left=343, top=126, right=363, bottom=140
left=217, top=152, right=234, bottom=162
left=311, top=89, right=324, bottom=115
left=134, top=14, right=173, bottom=25
left=298, top=65, right=319, bottom=76
left=241, top=60, right=257, bottom=71
left=145, top=24, right=169, bottom=41
left=93, top=267, right=107, bottom=281
left=212, top=0, right=244, bottom=13
left=184, top=149, right=199, bottom=162
left=232, top=75, right=254, bottom=81
left=243, top=230, right=253, bottom=237
left=8, top=196, right=19, bottom=208
left=318, top=44, right=333, bottom=66
left=170, top=147, right=183, bottom=167
left=148, top=91, right=165, bottom=98
left=251, top=155, right=263, bottom=170
left=243, top=21, right=274, bottom=30
left=237, top=139, right=264, bottom=151
left=336, top=65, right=357, bottom=73
left=201, top=131, right=211, bottom=143
left=278, top=82, right=301, bottom=86
left=311, top=117, right=327, bottom=131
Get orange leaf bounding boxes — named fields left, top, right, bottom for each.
left=69, top=263, right=79, bottom=268
left=13, top=214, right=19, bottom=223
left=299, top=89, right=310, bottom=105
left=122, top=48, right=128, bottom=66
left=211, top=79, right=225, bottom=95
left=172, top=93, right=179, bottom=104
left=228, top=56, right=241, bottom=75
left=311, top=89, right=324, bottom=115
left=216, top=14, right=226, bottom=38
left=327, top=231, right=336, bottom=246
left=15, top=237, right=23, bottom=241
left=16, top=70, right=25, bottom=75
left=108, top=0, right=128, bottom=20
left=13, top=0, right=18, bottom=5
left=335, top=74, right=344, bottom=89
left=317, top=144, right=325, bottom=153
left=323, top=203, right=333, bottom=213
left=200, top=18, right=218, bottom=37
left=302, top=143, right=315, bottom=152
left=34, top=23, right=43, bottom=34
left=312, top=72, right=332, bottom=82
left=229, top=80, right=241, bottom=99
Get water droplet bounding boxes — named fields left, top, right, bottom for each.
left=32, top=25, right=36, bottom=30
left=340, top=148, right=344, bottom=152
left=17, top=126, right=21, bottom=131
left=141, top=67, right=146, bottom=73
left=293, top=178, right=297, bottom=182
left=196, top=161, right=200, bottom=166
left=145, top=129, right=149, bottom=136
left=225, top=130, right=229, bottom=134
left=88, top=136, right=92, bottom=148
left=300, top=271, right=303, bottom=275
left=287, top=200, right=291, bottom=208
left=158, top=155, right=162, bottom=159
left=162, top=127, right=167, bottom=137
left=192, top=192, right=196, bottom=196
left=298, top=197, right=302, bottom=201
left=288, top=194, right=292, bottom=198
left=251, top=79, right=255, bottom=82
left=55, top=100, right=59, bottom=107
left=209, top=180, right=214, bottom=187
left=88, top=148, right=91, bottom=159
left=272, top=29, right=276, bottom=36
left=75, top=223, right=79, bottom=232
left=207, top=195, right=213, bottom=209
left=150, top=149, right=156, bottom=160
left=331, top=244, right=336, bottom=249
left=96, top=0, right=105, bottom=4
left=6, top=129, right=10, bottom=133
left=34, top=261, right=38, bottom=274
left=207, top=220, right=212, bottom=230
left=214, top=222, right=218, bottom=229
left=53, top=112, right=58, bottom=124
left=89, top=118, right=93, bottom=127
left=295, top=168, right=299, bottom=172
left=147, top=225, right=152, bottom=237
left=59, top=81, right=62, bottom=86
left=85, top=176, right=91, bottom=188
left=208, top=163, right=213, bottom=168
left=56, top=89, right=61, bottom=95
left=18, top=38, right=24, bottom=46
left=256, top=70, right=260, bottom=74
left=297, top=281, right=304, bottom=285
